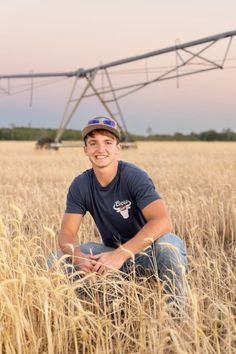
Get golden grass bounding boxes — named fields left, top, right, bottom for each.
left=0, top=141, right=235, bottom=353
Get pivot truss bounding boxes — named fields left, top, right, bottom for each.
left=0, top=30, right=235, bottom=144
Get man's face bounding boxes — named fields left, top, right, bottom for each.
left=84, top=132, right=121, bottom=169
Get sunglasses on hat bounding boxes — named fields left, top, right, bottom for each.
left=87, top=117, right=117, bottom=128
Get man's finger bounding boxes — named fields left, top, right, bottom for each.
left=79, top=262, right=94, bottom=273
left=92, top=254, right=102, bottom=260
left=79, top=267, right=89, bottom=273
left=93, top=261, right=103, bottom=273
left=98, top=265, right=106, bottom=275
left=92, top=264, right=100, bottom=273
left=90, top=259, right=97, bottom=266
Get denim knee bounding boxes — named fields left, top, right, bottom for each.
left=80, top=242, right=114, bottom=255
left=47, top=249, right=64, bottom=269
left=154, top=233, right=188, bottom=272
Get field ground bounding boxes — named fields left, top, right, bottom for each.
left=0, top=141, right=235, bottom=353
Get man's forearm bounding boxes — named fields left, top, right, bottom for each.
left=117, top=217, right=172, bottom=261
left=58, top=231, right=96, bottom=271
left=58, top=231, right=81, bottom=256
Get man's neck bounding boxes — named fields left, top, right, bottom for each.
left=93, top=160, right=119, bottom=187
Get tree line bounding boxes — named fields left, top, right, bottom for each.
left=0, top=127, right=235, bottom=141
left=0, top=127, right=82, bottom=141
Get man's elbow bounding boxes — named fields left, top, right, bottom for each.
left=166, top=219, right=173, bottom=233
left=151, top=215, right=173, bottom=235
left=58, top=230, right=74, bottom=253
left=161, top=215, right=173, bottom=234
left=58, top=231, right=64, bottom=248
left=58, top=231, right=66, bottom=252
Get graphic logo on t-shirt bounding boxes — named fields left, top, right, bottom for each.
left=113, top=200, right=131, bottom=219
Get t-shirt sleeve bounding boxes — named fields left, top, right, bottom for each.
left=65, top=177, right=87, bottom=215
left=128, top=167, right=161, bottom=210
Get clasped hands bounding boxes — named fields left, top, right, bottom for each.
left=73, top=247, right=129, bottom=275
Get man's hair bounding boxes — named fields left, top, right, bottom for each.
left=84, top=129, right=120, bottom=146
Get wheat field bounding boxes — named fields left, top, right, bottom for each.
left=0, top=141, right=235, bottom=354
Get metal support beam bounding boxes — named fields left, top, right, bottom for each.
left=84, top=75, right=124, bottom=134
left=104, top=69, right=129, bottom=135
left=0, top=30, right=235, bottom=80
left=85, top=40, right=220, bottom=101
left=54, top=70, right=98, bottom=143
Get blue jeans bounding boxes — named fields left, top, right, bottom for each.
left=48, top=233, right=188, bottom=300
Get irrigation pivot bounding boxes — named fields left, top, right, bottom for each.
left=1, top=30, right=236, bottom=148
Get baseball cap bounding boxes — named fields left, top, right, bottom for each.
left=81, top=117, right=121, bottom=140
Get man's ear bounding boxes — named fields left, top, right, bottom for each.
left=116, top=143, right=122, bottom=153
left=83, top=145, right=87, bottom=154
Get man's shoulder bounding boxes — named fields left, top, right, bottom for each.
left=70, top=168, right=93, bottom=188
left=119, top=160, right=149, bottom=178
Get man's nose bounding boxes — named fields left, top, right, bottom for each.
left=96, top=142, right=106, bottom=152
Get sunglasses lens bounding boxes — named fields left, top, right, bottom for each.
left=88, top=119, right=100, bottom=124
left=102, top=119, right=116, bottom=127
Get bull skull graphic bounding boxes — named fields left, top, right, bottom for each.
left=113, top=200, right=131, bottom=219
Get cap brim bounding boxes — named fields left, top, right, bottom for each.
left=82, top=123, right=120, bottom=139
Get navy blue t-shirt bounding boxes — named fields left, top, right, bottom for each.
left=66, top=160, right=161, bottom=248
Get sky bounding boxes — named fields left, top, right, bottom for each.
left=0, top=0, right=236, bottom=135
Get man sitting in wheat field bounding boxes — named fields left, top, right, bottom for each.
left=48, top=116, right=188, bottom=306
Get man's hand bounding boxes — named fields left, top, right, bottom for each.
left=92, top=249, right=129, bottom=275
left=73, top=247, right=97, bottom=273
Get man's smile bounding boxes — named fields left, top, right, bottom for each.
left=95, top=155, right=108, bottom=159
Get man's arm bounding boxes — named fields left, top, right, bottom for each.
left=117, top=198, right=172, bottom=255
left=92, top=199, right=172, bottom=274
left=58, top=213, right=96, bottom=272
